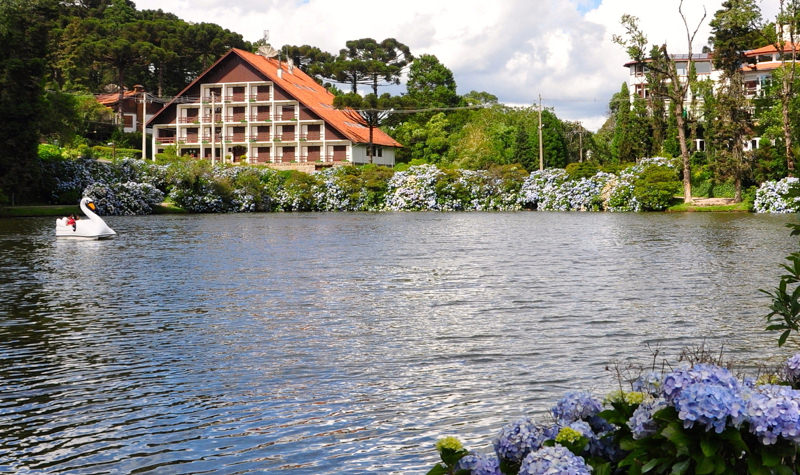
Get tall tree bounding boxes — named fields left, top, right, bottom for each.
left=614, top=1, right=707, bottom=203
left=610, top=83, right=635, bottom=163
left=405, top=54, right=460, bottom=109
left=328, top=38, right=412, bottom=94
left=0, top=0, right=58, bottom=203
left=708, top=0, right=761, bottom=201
left=278, top=44, right=335, bottom=84
left=767, top=0, right=800, bottom=175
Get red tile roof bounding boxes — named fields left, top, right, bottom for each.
left=745, top=43, right=800, bottom=56
left=96, top=89, right=139, bottom=106
left=742, top=61, right=783, bottom=72
left=148, top=48, right=401, bottom=148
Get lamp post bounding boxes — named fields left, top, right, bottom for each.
left=108, top=142, right=116, bottom=161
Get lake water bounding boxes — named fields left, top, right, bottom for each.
left=0, top=211, right=797, bottom=473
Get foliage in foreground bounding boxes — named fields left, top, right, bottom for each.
left=429, top=355, right=800, bottom=475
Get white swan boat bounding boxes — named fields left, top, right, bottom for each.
left=55, top=197, right=116, bottom=239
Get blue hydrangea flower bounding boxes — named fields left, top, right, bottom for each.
left=784, top=354, right=800, bottom=383
left=628, top=399, right=668, bottom=439
left=661, top=364, right=740, bottom=404
left=455, top=452, right=501, bottom=475
left=746, top=384, right=800, bottom=445
left=674, top=382, right=746, bottom=433
left=518, top=445, right=592, bottom=475
left=492, top=417, right=547, bottom=466
left=632, top=371, right=663, bottom=396
left=754, top=177, right=800, bottom=213
left=552, top=391, right=603, bottom=424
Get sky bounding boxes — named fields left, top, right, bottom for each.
left=132, top=0, right=780, bottom=131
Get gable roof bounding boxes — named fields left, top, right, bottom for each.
left=148, top=48, right=401, bottom=148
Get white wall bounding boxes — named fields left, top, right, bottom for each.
left=351, top=144, right=396, bottom=166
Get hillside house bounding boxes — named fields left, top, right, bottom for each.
left=146, top=48, right=401, bottom=168
left=96, top=85, right=162, bottom=134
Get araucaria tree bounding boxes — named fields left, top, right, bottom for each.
left=327, top=38, right=412, bottom=95
left=614, top=1, right=707, bottom=203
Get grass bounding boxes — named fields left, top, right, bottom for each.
left=0, top=204, right=80, bottom=218
left=667, top=201, right=752, bottom=212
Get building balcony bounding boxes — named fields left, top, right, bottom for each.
left=224, top=95, right=246, bottom=103
left=225, top=135, right=248, bottom=143
left=156, top=136, right=176, bottom=144
left=178, top=117, right=201, bottom=124
left=250, top=115, right=271, bottom=122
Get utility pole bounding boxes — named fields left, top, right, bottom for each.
left=211, top=91, right=216, bottom=165
left=538, top=93, right=544, bottom=171
left=578, top=121, right=583, bottom=163
left=141, top=91, right=148, bottom=161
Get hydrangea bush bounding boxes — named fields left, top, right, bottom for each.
left=430, top=354, right=800, bottom=475
left=38, top=149, right=690, bottom=215
left=753, top=177, right=800, bottom=213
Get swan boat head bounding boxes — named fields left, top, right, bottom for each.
left=55, top=197, right=116, bottom=239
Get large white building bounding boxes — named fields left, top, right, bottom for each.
left=147, top=48, right=401, bottom=168
left=622, top=43, right=799, bottom=152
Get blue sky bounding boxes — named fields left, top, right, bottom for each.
left=133, top=0, right=779, bottom=131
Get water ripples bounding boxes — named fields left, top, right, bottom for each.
left=0, top=212, right=796, bottom=473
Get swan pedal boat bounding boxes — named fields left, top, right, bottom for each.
left=55, top=197, right=116, bottom=240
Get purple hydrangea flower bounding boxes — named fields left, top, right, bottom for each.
left=785, top=354, right=800, bottom=382
left=747, top=384, right=800, bottom=445
left=518, top=445, right=591, bottom=475
left=674, top=382, right=746, bottom=433
left=628, top=399, right=668, bottom=439
left=455, top=452, right=501, bottom=475
left=492, top=417, right=548, bottom=465
left=552, top=391, right=603, bottom=424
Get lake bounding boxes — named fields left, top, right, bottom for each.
left=0, top=211, right=796, bottom=473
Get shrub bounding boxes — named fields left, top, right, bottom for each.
left=632, top=165, right=681, bottom=211
left=565, top=161, right=599, bottom=180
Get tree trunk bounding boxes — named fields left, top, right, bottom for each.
left=734, top=175, right=742, bottom=203
left=116, top=68, right=125, bottom=126
left=782, top=80, right=795, bottom=176
left=368, top=122, right=374, bottom=164
left=675, top=103, right=692, bottom=203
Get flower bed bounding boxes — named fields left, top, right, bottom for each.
left=428, top=355, right=800, bottom=475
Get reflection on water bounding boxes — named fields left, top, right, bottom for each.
left=0, top=212, right=796, bottom=473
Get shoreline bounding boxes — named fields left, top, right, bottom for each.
left=1, top=200, right=752, bottom=217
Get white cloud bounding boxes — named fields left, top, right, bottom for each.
left=133, top=0, right=782, bottom=131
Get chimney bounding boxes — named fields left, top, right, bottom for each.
left=277, top=67, right=283, bottom=79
